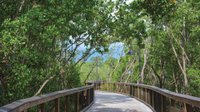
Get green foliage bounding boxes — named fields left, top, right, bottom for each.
left=1, top=0, right=200, bottom=107
left=141, top=0, right=200, bottom=96
left=0, top=0, right=112, bottom=106
left=188, top=68, right=200, bottom=97
left=141, top=0, right=176, bottom=23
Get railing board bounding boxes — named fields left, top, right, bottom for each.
left=96, top=82, right=200, bottom=107
left=0, top=85, right=94, bottom=112
left=89, top=81, right=200, bottom=112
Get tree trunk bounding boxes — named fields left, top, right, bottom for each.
left=109, top=58, right=121, bottom=81
left=181, top=15, right=189, bottom=93
left=152, top=67, right=163, bottom=88
left=84, top=64, right=96, bottom=84
left=168, top=28, right=189, bottom=94
left=120, top=57, right=136, bottom=82
left=172, top=69, right=179, bottom=93
left=138, top=48, right=142, bottom=83
left=140, top=48, right=148, bottom=83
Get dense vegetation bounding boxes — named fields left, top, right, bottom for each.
left=0, top=0, right=200, bottom=106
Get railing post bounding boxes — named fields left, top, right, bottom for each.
left=91, top=88, right=94, bottom=103
left=138, top=87, right=141, bottom=99
left=120, top=83, right=122, bottom=93
left=108, top=82, right=110, bottom=91
left=170, top=99, right=175, bottom=111
left=155, top=93, right=162, bottom=112
left=161, top=95, right=163, bottom=112
left=39, top=103, right=45, bottom=112
left=95, top=82, right=98, bottom=90
left=125, top=84, right=128, bottom=94
left=131, top=86, right=134, bottom=96
left=130, top=85, right=132, bottom=96
left=109, top=82, right=111, bottom=91
left=118, top=83, right=120, bottom=93
left=122, top=83, right=124, bottom=93
left=134, top=86, right=137, bottom=97
left=140, top=87, right=143, bottom=100
left=87, top=89, right=91, bottom=106
left=133, top=86, right=135, bottom=96
left=126, top=84, right=127, bottom=94
left=161, top=95, right=167, bottom=112
left=110, top=82, right=112, bottom=91
left=126, top=84, right=129, bottom=94
left=75, top=93, right=80, bottom=112
left=151, top=91, right=155, bottom=108
left=142, top=88, right=145, bottom=101
left=65, top=96, right=68, bottom=112
left=81, top=91, right=85, bottom=109
left=145, top=88, right=148, bottom=103
left=147, top=89, right=151, bottom=104
left=135, top=86, right=138, bottom=98
left=94, top=82, right=97, bottom=90
left=55, top=98, right=60, bottom=112
left=114, top=83, right=116, bottom=92
left=184, top=103, right=192, bottom=112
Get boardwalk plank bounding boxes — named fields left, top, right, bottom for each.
left=86, top=91, right=153, bottom=112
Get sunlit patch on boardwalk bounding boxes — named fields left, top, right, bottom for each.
left=86, top=91, right=153, bottom=112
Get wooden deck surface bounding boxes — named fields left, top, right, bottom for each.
left=86, top=91, right=153, bottom=112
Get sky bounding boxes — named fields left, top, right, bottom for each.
left=75, top=42, right=125, bottom=62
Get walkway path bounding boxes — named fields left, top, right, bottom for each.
left=86, top=91, right=153, bottom=112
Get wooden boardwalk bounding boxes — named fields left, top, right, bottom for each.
left=86, top=91, right=153, bottom=112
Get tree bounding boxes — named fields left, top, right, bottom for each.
left=0, top=0, right=114, bottom=105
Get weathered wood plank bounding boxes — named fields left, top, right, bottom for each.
left=0, top=85, right=94, bottom=112
left=86, top=91, right=153, bottom=112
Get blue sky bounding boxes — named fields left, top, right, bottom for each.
left=75, top=42, right=125, bottom=62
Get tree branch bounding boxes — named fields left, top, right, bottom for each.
left=34, top=75, right=56, bottom=96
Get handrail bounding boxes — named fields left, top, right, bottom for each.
left=130, top=83, right=200, bottom=107
left=0, top=85, right=94, bottom=112
left=88, top=81, right=200, bottom=112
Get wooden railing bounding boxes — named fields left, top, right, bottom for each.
left=88, top=81, right=200, bottom=112
left=0, top=85, right=94, bottom=112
